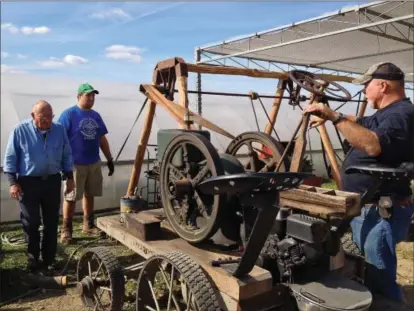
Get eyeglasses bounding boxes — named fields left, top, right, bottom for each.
left=36, top=114, right=55, bottom=121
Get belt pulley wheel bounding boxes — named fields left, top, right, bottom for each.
left=226, top=131, right=288, bottom=173
left=159, top=133, right=226, bottom=244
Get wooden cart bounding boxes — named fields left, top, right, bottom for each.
left=76, top=182, right=362, bottom=311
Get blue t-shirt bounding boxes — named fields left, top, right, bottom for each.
left=341, top=98, right=414, bottom=200
left=58, top=105, right=108, bottom=165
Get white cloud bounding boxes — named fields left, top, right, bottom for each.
left=17, top=54, right=28, bottom=59
left=89, top=8, right=131, bottom=20
left=1, top=23, right=50, bottom=35
left=1, top=64, right=26, bottom=74
left=1, top=51, right=9, bottom=58
left=1, top=23, right=19, bottom=34
left=63, top=54, right=88, bottom=65
left=105, top=45, right=142, bottom=63
left=39, top=54, right=89, bottom=68
left=21, top=26, right=50, bottom=35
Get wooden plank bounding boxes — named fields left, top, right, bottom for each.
left=97, top=214, right=273, bottom=304
left=140, top=84, right=235, bottom=139
left=279, top=185, right=361, bottom=217
left=186, top=64, right=355, bottom=83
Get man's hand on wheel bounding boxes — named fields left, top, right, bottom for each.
left=303, top=103, right=338, bottom=128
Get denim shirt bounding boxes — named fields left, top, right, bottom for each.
left=3, top=119, right=73, bottom=177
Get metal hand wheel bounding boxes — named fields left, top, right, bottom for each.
left=289, top=70, right=351, bottom=101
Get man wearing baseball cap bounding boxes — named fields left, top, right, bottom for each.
left=304, top=62, right=414, bottom=301
left=58, top=83, right=115, bottom=244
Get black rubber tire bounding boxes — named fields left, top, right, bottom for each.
left=136, top=251, right=221, bottom=311
left=77, top=246, right=125, bottom=311
left=341, top=232, right=362, bottom=256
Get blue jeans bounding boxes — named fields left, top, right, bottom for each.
left=350, top=201, right=414, bottom=301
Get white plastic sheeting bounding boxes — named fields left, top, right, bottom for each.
left=0, top=72, right=361, bottom=222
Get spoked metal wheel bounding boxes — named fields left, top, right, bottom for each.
left=225, top=131, right=288, bottom=173
left=136, top=251, right=221, bottom=311
left=77, top=247, right=125, bottom=311
left=159, top=133, right=226, bottom=244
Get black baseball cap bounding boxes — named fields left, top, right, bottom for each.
left=352, top=62, right=405, bottom=85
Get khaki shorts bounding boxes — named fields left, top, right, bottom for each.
left=64, top=161, right=103, bottom=202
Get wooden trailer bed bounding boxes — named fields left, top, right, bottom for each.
left=96, top=210, right=284, bottom=311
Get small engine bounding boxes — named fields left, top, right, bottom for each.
left=257, top=207, right=336, bottom=284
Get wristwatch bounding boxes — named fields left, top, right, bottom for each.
left=332, top=112, right=346, bottom=126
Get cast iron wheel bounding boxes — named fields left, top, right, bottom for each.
left=159, top=133, right=226, bottom=244
left=225, top=131, right=288, bottom=173
left=289, top=70, right=351, bottom=101
left=136, top=251, right=221, bottom=311
left=76, top=246, right=125, bottom=311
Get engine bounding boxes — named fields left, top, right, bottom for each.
left=257, top=207, right=337, bottom=284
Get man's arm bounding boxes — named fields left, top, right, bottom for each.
left=333, top=117, right=381, bottom=157
left=3, top=128, right=20, bottom=185
left=305, top=103, right=380, bottom=157
left=61, top=126, right=74, bottom=180
left=99, top=135, right=113, bottom=161
left=97, top=115, right=112, bottom=161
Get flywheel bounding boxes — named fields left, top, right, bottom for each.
left=159, top=132, right=226, bottom=244
left=226, top=131, right=288, bottom=173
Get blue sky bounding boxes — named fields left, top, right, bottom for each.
left=1, top=1, right=366, bottom=90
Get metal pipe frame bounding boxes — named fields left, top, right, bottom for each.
left=196, top=1, right=390, bottom=51
left=194, top=1, right=413, bottom=84
left=196, top=14, right=413, bottom=65
left=170, top=89, right=363, bottom=103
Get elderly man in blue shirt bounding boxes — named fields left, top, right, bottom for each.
left=3, top=100, right=74, bottom=273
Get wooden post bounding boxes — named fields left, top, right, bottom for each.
left=264, top=79, right=286, bottom=136
left=177, top=75, right=190, bottom=129
left=318, top=124, right=342, bottom=189
left=289, top=93, right=318, bottom=172
left=126, top=100, right=157, bottom=197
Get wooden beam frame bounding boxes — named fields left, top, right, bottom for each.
left=125, top=57, right=365, bottom=196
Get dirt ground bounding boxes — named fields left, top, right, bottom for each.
left=1, top=237, right=413, bottom=311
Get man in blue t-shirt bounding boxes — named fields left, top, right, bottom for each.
left=304, top=62, right=414, bottom=302
left=58, top=83, right=115, bottom=244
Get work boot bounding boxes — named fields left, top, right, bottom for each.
left=60, top=219, right=73, bottom=244
left=82, top=214, right=101, bottom=236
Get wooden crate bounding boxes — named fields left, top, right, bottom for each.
left=279, top=184, right=361, bottom=217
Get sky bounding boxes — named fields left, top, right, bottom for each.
left=0, top=1, right=369, bottom=90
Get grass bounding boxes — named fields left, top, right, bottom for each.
left=0, top=213, right=141, bottom=309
